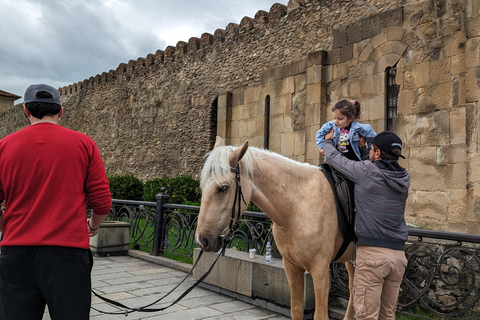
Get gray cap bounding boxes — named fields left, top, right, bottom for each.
left=24, top=84, right=61, bottom=105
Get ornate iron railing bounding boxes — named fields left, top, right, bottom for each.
left=103, top=191, right=480, bottom=319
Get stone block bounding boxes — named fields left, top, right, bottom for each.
left=465, top=67, right=480, bottom=102
left=465, top=38, right=480, bottom=69
left=332, top=63, right=348, bottom=80
left=306, top=83, right=321, bottom=104
left=288, top=61, right=299, bottom=77
left=467, top=155, right=480, bottom=184
left=270, top=114, right=284, bottom=134
left=397, top=89, right=416, bottom=116
left=239, top=120, right=247, bottom=137
left=446, top=159, right=465, bottom=189
left=466, top=18, right=480, bottom=38
left=327, top=48, right=341, bottom=65
left=340, top=44, right=353, bottom=63
left=283, top=113, right=293, bottom=132
left=417, top=82, right=453, bottom=112
left=89, top=221, right=130, bottom=256
left=353, top=39, right=370, bottom=60
left=467, top=184, right=480, bottom=222
left=412, top=62, right=430, bottom=87
left=347, top=21, right=363, bottom=44
left=348, top=79, right=361, bottom=97
left=371, top=30, right=388, bottom=50
left=333, top=25, right=348, bottom=49
left=281, top=132, right=295, bottom=157
left=450, top=107, right=466, bottom=144
left=413, top=190, right=448, bottom=222
left=306, top=139, right=320, bottom=165
left=294, top=132, right=306, bottom=156
left=429, top=58, right=451, bottom=84
left=307, top=50, right=327, bottom=67
left=273, top=95, right=287, bottom=116
left=451, top=53, right=466, bottom=75
left=275, top=65, right=290, bottom=80
left=246, top=118, right=256, bottom=138
left=359, top=42, right=374, bottom=62
left=363, top=15, right=381, bottom=39
left=443, top=32, right=467, bottom=58
left=381, top=7, right=403, bottom=29
left=283, top=76, right=295, bottom=94
left=255, top=117, right=265, bottom=137
left=409, top=161, right=446, bottom=191
left=232, top=90, right=244, bottom=107
left=368, top=95, right=385, bottom=120
left=244, top=87, right=257, bottom=104
left=306, top=65, right=323, bottom=85
left=439, top=144, right=467, bottom=165
left=387, top=27, right=405, bottom=41
left=361, top=74, right=375, bottom=96
left=269, top=133, right=282, bottom=154
left=231, top=105, right=243, bottom=121
left=409, top=147, right=437, bottom=165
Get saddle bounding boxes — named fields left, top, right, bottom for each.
left=319, top=163, right=356, bottom=262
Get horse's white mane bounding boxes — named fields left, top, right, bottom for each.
left=200, top=145, right=317, bottom=190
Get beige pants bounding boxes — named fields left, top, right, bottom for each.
left=353, top=246, right=407, bottom=320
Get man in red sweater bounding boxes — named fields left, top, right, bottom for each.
left=0, top=84, right=112, bottom=320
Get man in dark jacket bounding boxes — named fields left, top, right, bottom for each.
left=324, top=130, right=410, bottom=320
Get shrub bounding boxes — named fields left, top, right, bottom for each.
left=142, top=175, right=201, bottom=204
left=108, top=174, right=144, bottom=200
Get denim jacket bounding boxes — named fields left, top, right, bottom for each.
left=315, top=120, right=377, bottom=161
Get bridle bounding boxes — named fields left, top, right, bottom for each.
left=220, top=163, right=247, bottom=239
left=91, top=163, right=247, bottom=316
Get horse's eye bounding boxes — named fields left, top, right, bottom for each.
left=218, top=185, right=229, bottom=193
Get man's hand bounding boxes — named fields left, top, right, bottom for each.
left=324, top=128, right=334, bottom=141
left=87, top=219, right=100, bottom=237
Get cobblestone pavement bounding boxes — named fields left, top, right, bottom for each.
left=42, top=253, right=291, bottom=320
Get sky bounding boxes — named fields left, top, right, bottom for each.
left=0, top=0, right=289, bottom=103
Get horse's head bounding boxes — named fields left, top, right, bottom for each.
left=195, top=136, right=252, bottom=252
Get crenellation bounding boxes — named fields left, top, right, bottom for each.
left=268, top=3, right=288, bottom=24
left=200, top=33, right=213, bottom=46
left=175, top=41, right=188, bottom=56
left=254, top=10, right=269, bottom=25
left=154, top=50, right=164, bottom=64
left=164, top=46, right=175, bottom=61
left=145, top=53, right=155, bottom=66
left=240, top=16, right=254, bottom=31
left=213, top=29, right=226, bottom=42
left=117, top=63, right=127, bottom=74
left=225, top=23, right=239, bottom=39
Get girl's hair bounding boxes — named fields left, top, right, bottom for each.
left=332, top=99, right=362, bottom=119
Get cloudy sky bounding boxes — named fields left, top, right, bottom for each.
left=0, top=0, right=289, bottom=102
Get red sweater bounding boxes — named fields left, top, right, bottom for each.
left=0, top=123, right=112, bottom=249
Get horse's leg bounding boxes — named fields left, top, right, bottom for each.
left=309, top=262, right=331, bottom=320
left=344, top=261, right=355, bottom=320
left=283, top=259, right=305, bottom=320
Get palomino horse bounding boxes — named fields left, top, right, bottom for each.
left=195, top=137, right=355, bottom=320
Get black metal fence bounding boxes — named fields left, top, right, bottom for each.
left=103, top=190, right=480, bottom=319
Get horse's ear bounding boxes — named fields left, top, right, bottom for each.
left=229, top=141, right=249, bottom=167
left=214, top=136, right=225, bottom=149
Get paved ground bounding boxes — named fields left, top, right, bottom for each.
left=42, top=251, right=291, bottom=320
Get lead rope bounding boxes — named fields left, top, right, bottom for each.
left=91, top=164, right=245, bottom=316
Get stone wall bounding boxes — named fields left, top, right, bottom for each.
left=1, top=0, right=479, bottom=233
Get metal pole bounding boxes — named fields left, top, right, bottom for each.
left=151, top=187, right=170, bottom=256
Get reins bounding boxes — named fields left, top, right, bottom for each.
left=91, top=163, right=246, bottom=316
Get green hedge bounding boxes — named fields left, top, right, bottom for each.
left=108, top=174, right=144, bottom=200
left=107, top=174, right=201, bottom=204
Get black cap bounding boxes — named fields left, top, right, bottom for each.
left=372, top=131, right=405, bottom=159
left=24, top=84, right=61, bottom=106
